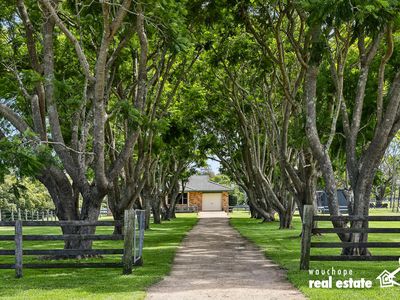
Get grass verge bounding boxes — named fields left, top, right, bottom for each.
left=0, top=213, right=197, bottom=300
left=230, top=210, right=400, bottom=300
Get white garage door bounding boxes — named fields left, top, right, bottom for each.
left=202, top=193, right=222, bottom=211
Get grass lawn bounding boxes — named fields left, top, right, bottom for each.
left=230, top=209, right=400, bottom=300
left=0, top=213, right=197, bottom=300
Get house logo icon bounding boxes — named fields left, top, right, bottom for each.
left=377, top=259, right=400, bottom=288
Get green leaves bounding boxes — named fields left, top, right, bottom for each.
left=110, top=100, right=144, bottom=130
left=21, top=69, right=43, bottom=88
left=0, top=135, right=45, bottom=183
left=148, top=0, right=192, bottom=53
left=301, top=0, right=400, bottom=33
left=0, top=174, right=53, bottom=210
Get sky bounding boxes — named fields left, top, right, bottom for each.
left=207, top=158, right=221, bottom=174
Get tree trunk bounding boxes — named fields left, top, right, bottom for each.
left=390, top=175, right=396, bottom=210
left=165, top=187, right=180, bottom=220
left=397, top=184, right=400, bottom=212
left=161, top=197, right=170, bottom=221
left=277, top=196, right=294, bottom=229
left=263, top=206, right=275, bottom=222
left=278, top=209, right=293, bottom=229
left=152, top=205, right=161, bottom=224
left=140, top=191, right=152, bottom=230
left=110, top=207, right=124, bottom=234
left=107, top=183, right=124, bottom=234
left=341, top=176, right=373, bottom=255
left=248, top=197, right=257, bottom=218
left=37, top=167, right=104, bottom=256
left=73, top=199, right=102, bottom=253
left=245, top=188, right=275, bottom=221
left=169, top=204, right=177, bottom=219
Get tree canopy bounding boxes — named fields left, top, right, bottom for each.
left=1, top=0, right=400, bottom=254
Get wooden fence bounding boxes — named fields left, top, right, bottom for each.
left=300, top=204, right=400, bottom=270
left=0, top=209, right=57, bottom=222
left=175, top=205, right=198, bottom=213
left=0, top=209, right=145, bottom=278
left=229, top=205, right=250, bottom=212
left=0, top=208, right=110, bottom=222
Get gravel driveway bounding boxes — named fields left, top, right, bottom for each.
left=146, top=212, right=306, bottom=300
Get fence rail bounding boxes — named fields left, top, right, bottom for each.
left=0, top=209, right=145, bottom=278
left=0, top=209, right=57, bottom=222
left=314, top=215, right=400, bottom=221
left=0, top=263, right=124, bottom=269
left=174, top=205, right=198, bottom=213
left=0, top=220, right=122, bottom=226
left=0, top=208, right=110, bottom=222
left=0, top=234, right=124, bottom=241
left=229, top=205, right=250, bottom=212
left=300, top=204, right=400, bottom=270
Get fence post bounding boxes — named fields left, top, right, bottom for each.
left=300, top=205, right=314, bottom=270
left=136, top=211, right=145, bottom=266
left=0, top=209, right=2, bottom=222
left=15, top=220, right=23, bottom=278
left=122, top=209, right=134, bottom=274
left=18, top=209, right=21, bottom=220
left=25, top=210, right=28, bottom=221
left=133, top=211, right=137, bottom=263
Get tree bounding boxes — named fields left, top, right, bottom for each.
left=0, top=174, right=53, bottom=210
left=237, top=0, right=321, bottom=226
left=303, top=0, right=400, bottom=254
left=105, top=11, right=201, bottom=230
left=0, top=0, right=145, bottom=251
left=0, top=0, right=197, bottom=250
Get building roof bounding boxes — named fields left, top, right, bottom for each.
left=183, top=175, right=232, bottom=192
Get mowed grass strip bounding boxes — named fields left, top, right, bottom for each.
left=0, top=213, right=197, bottom=300
left=230, top=210, right=400, bottom=300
